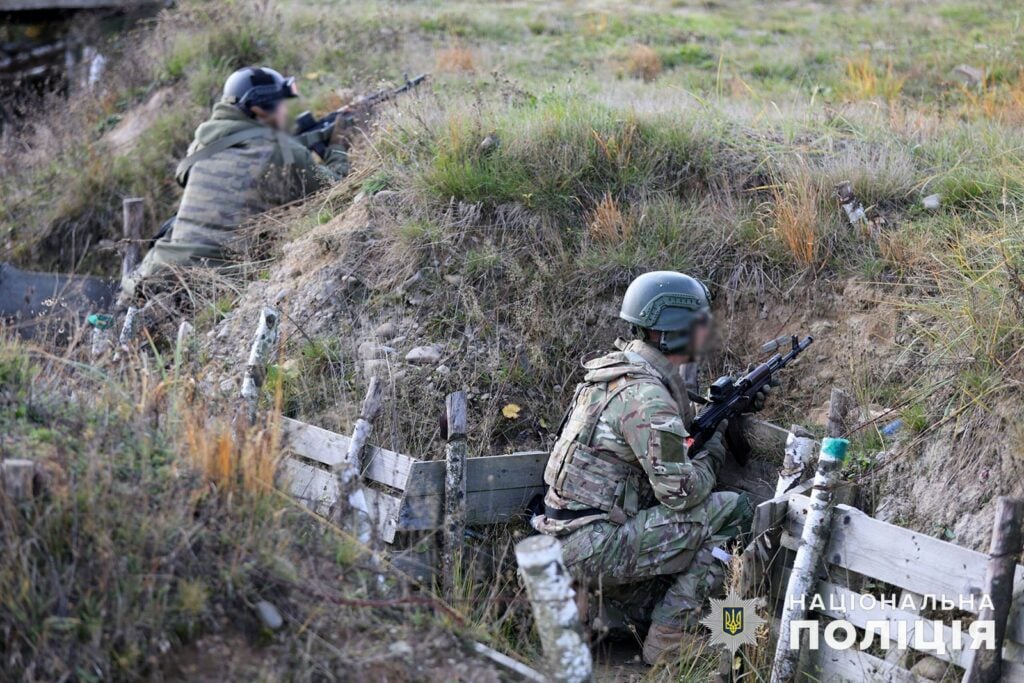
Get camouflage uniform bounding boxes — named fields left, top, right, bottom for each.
left=122, top=102, right=348, bottom=298
left=533, top=338, right=753, bottom=629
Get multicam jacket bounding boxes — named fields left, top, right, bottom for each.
left=141, top=102, right=348, bottom=272
left=533, top=339, right=727, bottom=536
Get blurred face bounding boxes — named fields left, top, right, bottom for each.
left=252, top=102, right=289, bottom=130
left=691, top=319, right=712, bottom=355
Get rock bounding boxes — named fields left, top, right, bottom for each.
left=373, top=321, right=399, bottom=340
left=389, top=640, right=414, bottom=657
left=951, top=64, right=984, bottom=87
left=371, top=190, right=400, bottom=207
left=358, top=341, right=395, bottom=360
left=255, top=600, right=284, bottom=631
left=444, top=274, right=464, bottom=286
left=219, top=377, right=236, bottom=394
left=435, top=364, right=451, bottom=376
left=103, top=87, right=174, bottom=154
left=922, top=193, right=942, bottom=210
left=405, top=345, right=442, bottom=364
left=272, top=287, right=290, bottom=305
left=910, top=655, right=947, bottom=680
left=362, top=359, right=391, bottom=377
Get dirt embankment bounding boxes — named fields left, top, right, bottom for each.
left=193, top=191, right=1019, bottom=552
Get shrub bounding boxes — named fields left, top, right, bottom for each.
left=625, top=44, right=663, bottom=82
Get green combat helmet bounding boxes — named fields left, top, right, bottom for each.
left=619, top=271, right=711, bottom=355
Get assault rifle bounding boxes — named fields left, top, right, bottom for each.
left=294, top=73, right=428, bottom=157
left=689, top=335, right=814, bottom=465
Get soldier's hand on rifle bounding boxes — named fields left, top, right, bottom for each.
left=746, top=364, right=781, bottom=412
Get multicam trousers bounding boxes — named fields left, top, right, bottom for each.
left=557, top=491, right=753, bottom=629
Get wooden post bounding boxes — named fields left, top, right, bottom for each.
left=338, top=376, right=383, bottom=546
left=770, top=429, right=849, bottom=683
left=117, top=305, right=140, bottom=351
left=515, top=535, right=593, bottom=683
left=963, top=497, right=1024, bottom=683
left=825, top=387, right=856, bottom=439
left=442, top=390, right=467, bottom=600
left=175, top=321, right=194, bottom=364
left=1, top=459, right=37, bottom=502
left=121, top=197, right=144, bottom=282
left=239, top=307, right=280, bottom=425
left=775, top=424, right=816, bottom=496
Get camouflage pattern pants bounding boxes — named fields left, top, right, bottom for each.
left=557, top=491, right=753, bottom=629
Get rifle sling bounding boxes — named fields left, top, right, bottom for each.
left=174, top=127, right=278, bottom=187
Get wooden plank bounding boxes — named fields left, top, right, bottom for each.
left=277, top=456, right=400, bottom=543
left=783, top=494, right=1005, bottom=603
left=811, top=646, right=925, bottom=683
left=397, top=486, right=544, bottom=531
left=281, top=417, right=415, bottom=493
left=402, top=451, right=547, bottom=497
left=774, top=566, right=978, bottom=668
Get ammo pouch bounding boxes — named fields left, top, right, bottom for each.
left=546, top=441, right=641, bottom=523
left=544, top=377, right=648, bottom=524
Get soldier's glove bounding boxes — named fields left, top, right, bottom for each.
left=746, top=365, right=781, bottom=413
left=701, top=418, right=730, bottom=466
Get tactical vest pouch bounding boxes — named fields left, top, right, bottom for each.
left=548, top=440, right=636, bottom=515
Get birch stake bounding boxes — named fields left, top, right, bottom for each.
left=775, top=424, right=817, bottom=496
left=515, top=535, right=593, bottom=683
left=337, top=376, right=383, bottom=547
left=239, top=307, right=280, bottom=425
left=121, top=197, right=144, bottom=282
left=118, top=305, right=140, bottom=351
left=963, top=497, right=1024, bottom=683
left=770, top=436, right=848, bottom=683
left=442, top=390, right=467, bottom=600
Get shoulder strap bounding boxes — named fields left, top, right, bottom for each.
left=175, top=127, right=275, bottom=187
left=581, top=377, right=653, bottom=446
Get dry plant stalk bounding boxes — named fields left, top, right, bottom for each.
left=844, top=55, right=905, bottom=102
left=771, top=178, right=820, bottom=267
left=183, top=409, right=281, bottom=495
left=626, top=44, right=662, bottom=82
left=587, top=192, right=631, bottom=243
left=436, top=45, right=476, bottom=73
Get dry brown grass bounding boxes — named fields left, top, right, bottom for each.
left=771, top=177, right=820, bottom=267
left=587, top=192, right=632, bottom=243
left=436, top=45, right=476, bottom=73
left=626, top=44, right=662, bottom=82
left=960, top=70, right=1024, bottom=125
left=843, top=55, right=905, bottom=103
left=183, top=408, right=281, bottom=495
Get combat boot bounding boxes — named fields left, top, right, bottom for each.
left=642, top=623, right=687, bottom=665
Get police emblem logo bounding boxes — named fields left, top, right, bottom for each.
left=723, top=606, right=743, bottom=635
left=702, top=590, right=764, bottom=653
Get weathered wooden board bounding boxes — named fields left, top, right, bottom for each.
left=773, top=566, right=978, bottom=669
left=810, top=645, right=925, bottom=683
left=277, top=456, right=401, bottom=543
left=282, top=417, right=416, bottom=492
left=782, top=495, right=1016, bottom=604
left=398, top=486, right=543, bottom=530
left=403, top=451, right=547, bottom=497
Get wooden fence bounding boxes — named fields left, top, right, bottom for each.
left=748, top=492, right=1024, bottom=681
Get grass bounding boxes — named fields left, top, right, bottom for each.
left=0, top=336, right=508, bottom=681
left=4, top=0, right=1024, bottom=678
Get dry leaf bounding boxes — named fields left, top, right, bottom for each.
left=502, top=403, right=521, bottom=419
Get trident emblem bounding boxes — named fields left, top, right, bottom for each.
left=723, top=607, right=744, bottom=636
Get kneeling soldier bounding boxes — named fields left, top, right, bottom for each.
left=533, top=270, right=762, bottom=664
